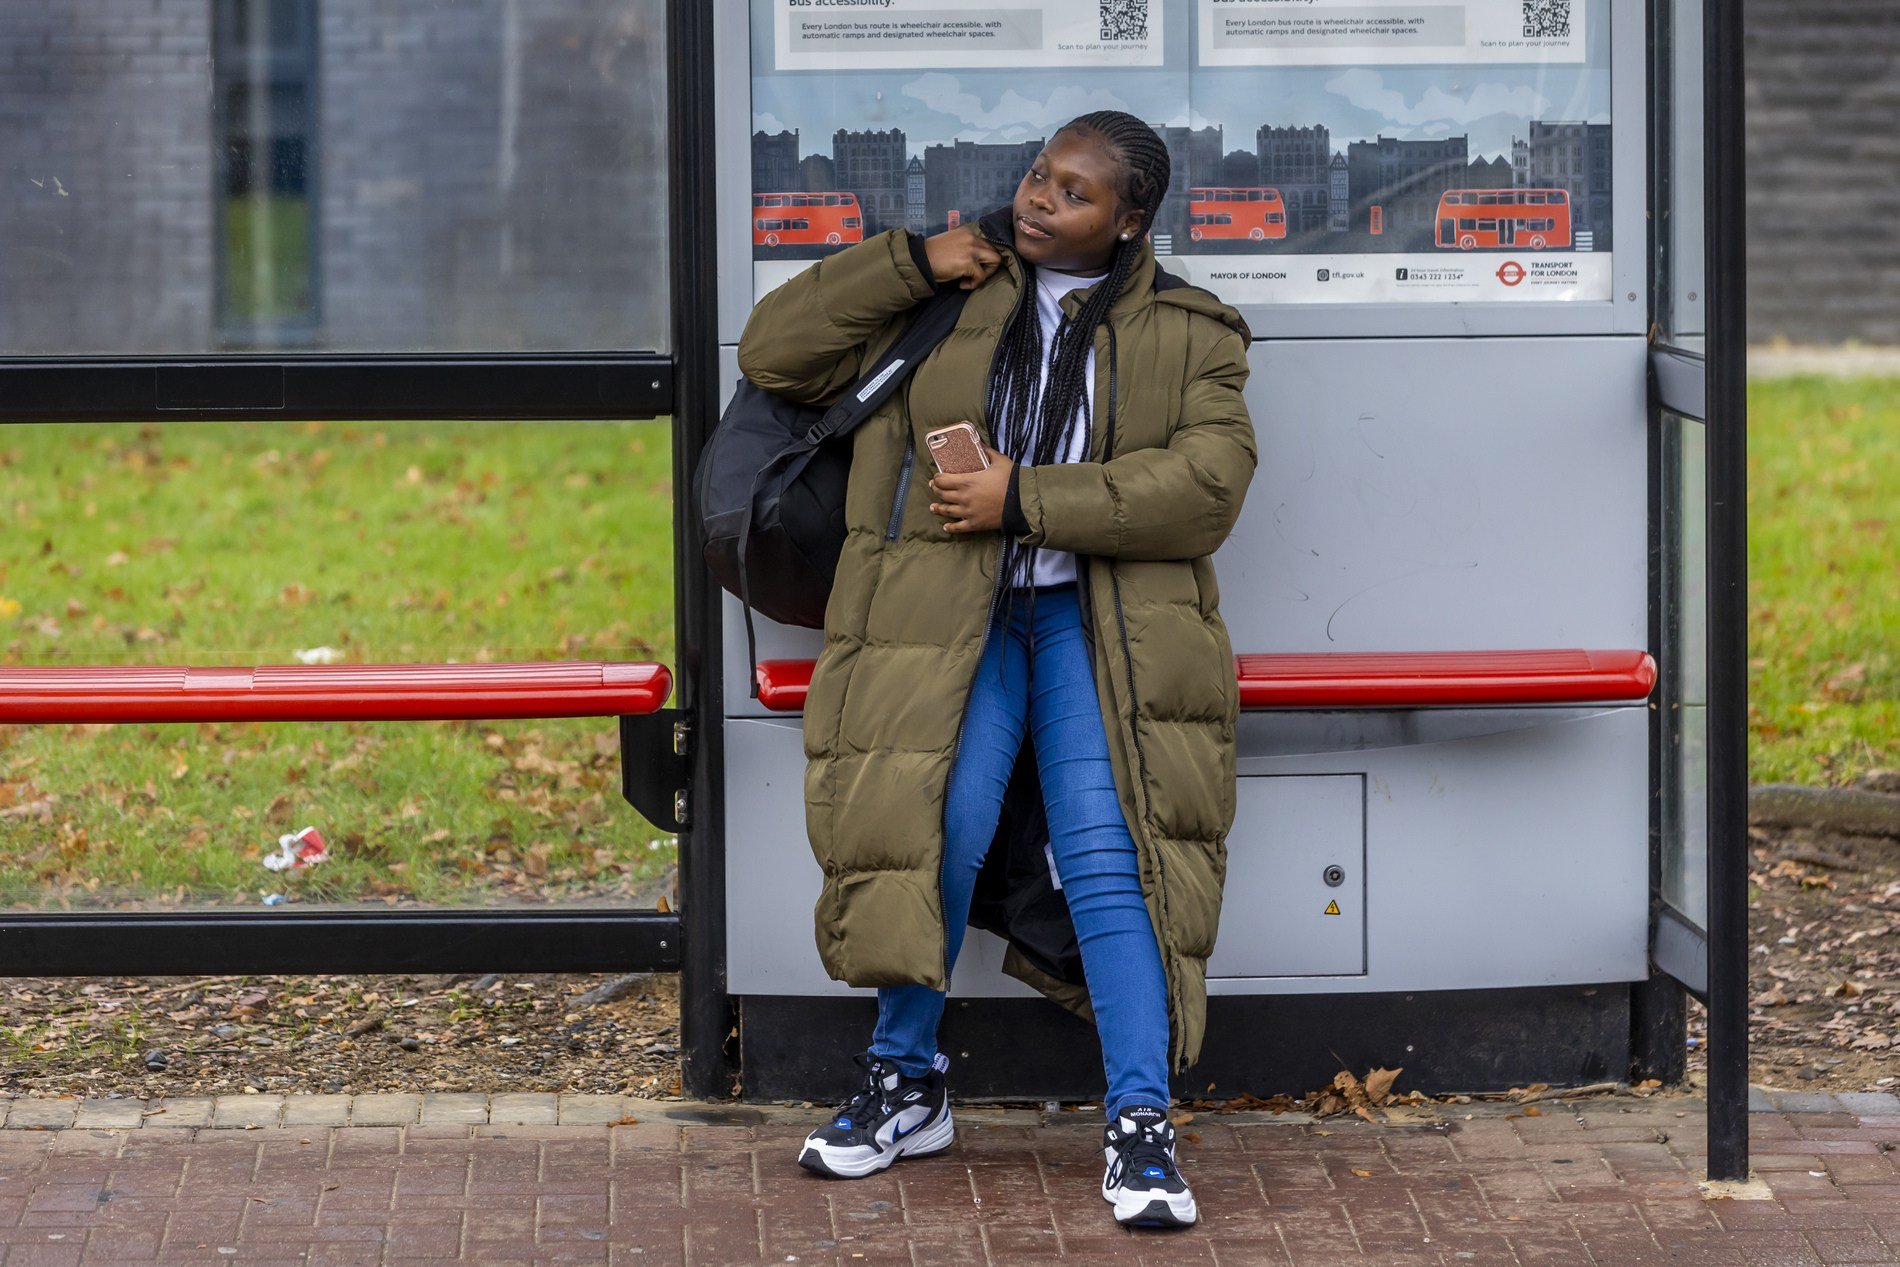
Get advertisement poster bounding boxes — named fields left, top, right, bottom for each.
left=775, top=0, right=1162, bottom=70
left=750, top=0, right=1612, bottom=306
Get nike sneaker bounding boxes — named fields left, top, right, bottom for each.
left=1101, top=1104, right=1198, bottom=1228
left=796, top=1052, right=954, bottom=1179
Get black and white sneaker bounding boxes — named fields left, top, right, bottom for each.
left=797, top=1052, right=954, bottom=1179
left=1101, top=1105, right=1198, bottom=1228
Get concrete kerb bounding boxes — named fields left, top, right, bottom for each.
left=0, top=1086, right=1887, bottom=1132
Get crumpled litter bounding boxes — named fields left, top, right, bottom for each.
left=262, top=825, right=330, bottom=872
left=294, top=646, right=343, bottom=664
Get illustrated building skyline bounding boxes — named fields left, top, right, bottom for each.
left=1155, top=125, right=1226, bottom=241
left=833, top=127, right=906, bottom=235
left=922, top=137, right=1044, bottom=231
left=752, top=129, right=800, bottom=194
left=1257, top=125, right=1332, bottom=235
left=749, top=115, right=1614, bottom=251
left=1346, top=135, right=1471, bottom=234
left=1521, top=121, right=1614, bottom=246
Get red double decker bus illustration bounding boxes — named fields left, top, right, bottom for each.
left=1188, top=187, right=1287, bottom=242
left=1435, top=189, right=1573, bottom=250
left=753, top=193, right=864, bottom=247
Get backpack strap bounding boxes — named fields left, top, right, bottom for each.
left=807, top=285, right=969, bottom=444
left=733, top=285, right=969, bottom=696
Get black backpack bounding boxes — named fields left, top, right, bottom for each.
left=696, top=287, right=969, bottom=692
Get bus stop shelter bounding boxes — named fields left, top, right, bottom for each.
left=0, top=0, right=1750, bottom=1182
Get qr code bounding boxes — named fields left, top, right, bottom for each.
left=1523, top=0, right=1571, bottom=37
left=1100, top=0, right=1147, bottom=41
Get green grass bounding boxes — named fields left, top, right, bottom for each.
left=1747, top=376, right=1897, bottom=785
left=0, top=420, right=676, bottom=908
left=225, top=196, right=313, bottom=323
left=0, top=380, right=1888, bottom=907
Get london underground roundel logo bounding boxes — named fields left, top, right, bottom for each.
left=1495, top=260, right=1527, bottom=286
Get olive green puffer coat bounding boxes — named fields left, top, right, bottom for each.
left=737, top=210, right=1255, bottom=1069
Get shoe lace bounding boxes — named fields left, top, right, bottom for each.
left=832, top=1052, right=894, bottom=1125
left=1115, top=1119, right=1179, bottom=1183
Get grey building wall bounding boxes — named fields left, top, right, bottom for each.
left=0, top=3, right=216, bottom=353
left=1744, top=0, right=1900, bottom=344
left=0, top=0, right=668, bottom=356
left=318, top=0, right=667, bottom=352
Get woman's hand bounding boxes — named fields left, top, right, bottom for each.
left=929, top=443, right=1013, bottom=534
left=922, top=226, right=1003, bottom=291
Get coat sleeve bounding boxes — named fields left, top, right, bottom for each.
left=1012, top=326, right=1256, bottom=562
left=736, top=229, right=940, bottom=405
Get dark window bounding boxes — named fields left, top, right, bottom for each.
left=214, top=0, right=320, bottom=344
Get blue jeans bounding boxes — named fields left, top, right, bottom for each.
left=869, top=584, right=1172, bottom=1120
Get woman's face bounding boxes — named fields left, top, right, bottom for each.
left=1011, top=130, right=1144, bottom=275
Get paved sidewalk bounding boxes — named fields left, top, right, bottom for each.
left=0, top=1091, right=1896, bottom=1265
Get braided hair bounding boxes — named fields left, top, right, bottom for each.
left=986, top=111, right=1171, bottom=613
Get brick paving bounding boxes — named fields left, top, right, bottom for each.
left=0, top=1092, right=1894, bottom=1264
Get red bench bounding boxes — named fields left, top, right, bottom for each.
left=752, top=649, right=1654, bottom=713
left=0, top=661, right=672, bottom=724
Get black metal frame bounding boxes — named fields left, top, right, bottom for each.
left=0, top=909, right=681, bottom=977
left=666, top=0, right=738, bottom=1100
left=1701, top=0, right=1750, bottom=1185
left=0, top=356, right=673, bottom=422
left=1644, top=0, right=1748, bottom=1181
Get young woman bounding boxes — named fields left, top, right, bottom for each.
left=737, top=111, right=1254, bottom=1230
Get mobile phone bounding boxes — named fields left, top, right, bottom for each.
left=925, top=422, right=989, bottom=475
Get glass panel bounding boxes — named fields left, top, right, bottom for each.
left=0, top=0, right=669, bottom=355
left=0, top=420, right=676, bottom=912
left=1654, top=0, right=1705, bottom=349
left=1660, top=412, right=1708, bottom=925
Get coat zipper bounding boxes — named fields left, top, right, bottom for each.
left=885, top=433, right=915, bottom=541
left=938, top=253, right=1030, bottom=984
left=1100, top=323, right=1177, bottom=1066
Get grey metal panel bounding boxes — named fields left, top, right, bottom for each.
left=1208, top=776, right=1366, bottom=978
left=727, top=705, right=1648, bottom=997
left=1653, top=905, right=1709, bottom=998
left=714, top=0, right=754, bottom=346
left=1215, top=336, right=1647, bottom=654
left=1213, top=704, right=1649, bottom=994
left=723, top=716, right=1037, bottom=998
left=1654, top=346, right=1707, bottom=418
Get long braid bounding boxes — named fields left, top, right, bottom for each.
left=987, top=111, right=1171, bottom=639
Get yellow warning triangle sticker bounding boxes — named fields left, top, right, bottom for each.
left=1323, top=899, right=1341, bottom=916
